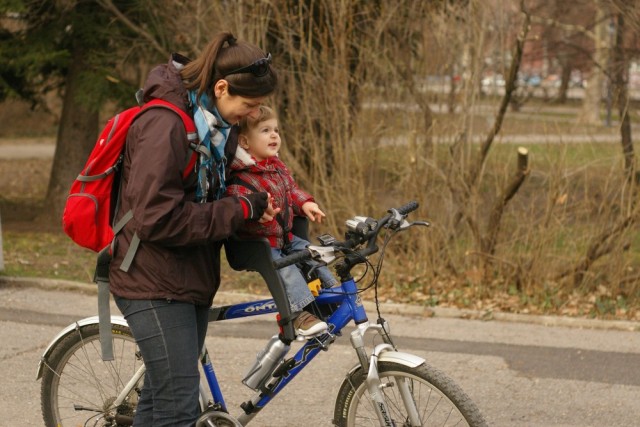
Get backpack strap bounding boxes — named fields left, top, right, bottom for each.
left=117, top=100, right=198, bottom=273
left=143, top=99, right=199, bottom=180
left=94, top=246, right=114, bottom=360
left=95, top=99, right=198, bottom=360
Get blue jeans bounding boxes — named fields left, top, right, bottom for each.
left=114, top=296, right=209, bottom=427
left=271, top=235, right=339, bottom=312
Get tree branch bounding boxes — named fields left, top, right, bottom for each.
left=96, top=0, right=167, bottom=58
left=481, top=147, right=530, bottom=256
left=555, top=208, right=638, bottom=285
left=467, top=3, right=530, bottom=187
left=530, top=15, right=596, bottom=41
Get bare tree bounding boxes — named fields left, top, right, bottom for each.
left=611, top=2, right=635, bottom=180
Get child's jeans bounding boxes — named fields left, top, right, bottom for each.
left=270, top=235, right=339, bottom=312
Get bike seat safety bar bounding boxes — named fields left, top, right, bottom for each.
left=223, top=236, right=296, bottom=343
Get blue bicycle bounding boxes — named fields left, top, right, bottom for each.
left=37, top=201, right=487, bottom=426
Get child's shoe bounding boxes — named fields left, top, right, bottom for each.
left=293, top=311, right=328, bottom=337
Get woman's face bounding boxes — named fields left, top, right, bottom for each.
left=214, top=80, right=267, bottom=124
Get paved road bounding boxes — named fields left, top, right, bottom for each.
left=0, top=132, right=627, bottom=160
left=1, top=278, right=640, bottom=427
left=0, top=142, right=55, bottom=159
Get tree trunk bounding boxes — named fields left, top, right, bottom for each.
left=612, top=11, right=634, bottom=179
left=579, top=3, right=607, bottom=124
left=557, top=60, right=572, bottom=104
left=41, top=46, right=99, bottom=226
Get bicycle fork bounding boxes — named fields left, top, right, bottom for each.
left=350, top=323, right=422, bottom=427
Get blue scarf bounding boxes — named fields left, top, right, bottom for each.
left=189, top=91, right=230, bottom=201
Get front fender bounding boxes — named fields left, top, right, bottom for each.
left=377, top=350, right=425, bottom=367
left=345, top=348, right=426, bottom=378
left=35, top=315, right=128, bottom=380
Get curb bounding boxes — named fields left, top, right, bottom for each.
left=1, top=275, right=639, bottom=332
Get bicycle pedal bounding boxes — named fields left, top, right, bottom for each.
left=297, top=333, right=334, bottom=351
left=295, top=330, right=327, bottom=341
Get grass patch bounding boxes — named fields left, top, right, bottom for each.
left=0, top=229, right=271, bottom=296
left=1, top=231, right=97, bottom=283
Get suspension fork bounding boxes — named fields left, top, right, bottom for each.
left=351, top=328, right=422, bottom=427
left=364, top=345, right=396, bottom=427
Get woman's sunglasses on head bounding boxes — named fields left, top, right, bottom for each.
left=225, top=53, right=272, bottom=78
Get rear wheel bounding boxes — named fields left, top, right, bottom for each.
left=333, top=361, right=487, bottom=427
left=40, top=323, right=142, bottom=427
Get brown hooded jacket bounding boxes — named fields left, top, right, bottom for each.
left=109, top=55, right=244, bottom=306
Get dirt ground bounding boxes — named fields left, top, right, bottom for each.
left=0, top=157, right=53, bottom=231
left=0, top=99, right=58, bottom=231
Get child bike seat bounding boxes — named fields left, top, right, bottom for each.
left=223, top=217, right=310, bottom=343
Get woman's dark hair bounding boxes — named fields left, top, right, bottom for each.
left=181, top=32, right=278, bottom=100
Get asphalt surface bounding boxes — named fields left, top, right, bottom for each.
left=1, top=276, right=640, bottom=427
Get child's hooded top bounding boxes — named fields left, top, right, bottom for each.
left=225, top=146, right=314, bottom=248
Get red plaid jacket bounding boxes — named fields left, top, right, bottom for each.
left=225, top=149, right=314, bottom=248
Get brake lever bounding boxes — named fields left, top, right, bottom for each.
left=388, top=219, right=431, bottom=232
left=412, top=221, right=430, bottom=227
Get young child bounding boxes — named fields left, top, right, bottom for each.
left=225, top=106, right=337, bottom=338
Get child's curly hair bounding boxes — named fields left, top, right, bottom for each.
left=238, top=105, right=278, bottom=135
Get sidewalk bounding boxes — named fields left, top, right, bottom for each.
left=0, top=142, right=54, bottom=159
left=0, top=127, right=629, bottom=159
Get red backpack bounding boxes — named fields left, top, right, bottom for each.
left=62, top=99, right=198, bottom=255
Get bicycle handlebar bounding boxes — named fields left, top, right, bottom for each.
left=395, top=200, right=419, bottom=216
left=272, top=201, right=420, bottom=270
left=272, top=249, right=314, bottom=269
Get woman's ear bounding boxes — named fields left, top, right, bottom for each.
left=213, top=79, right=229, bottom=98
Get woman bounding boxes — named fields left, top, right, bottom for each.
left=109, top=32, right=277, bottom=426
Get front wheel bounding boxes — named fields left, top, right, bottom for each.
left=333, top=361, right=487, bottom=427
left=40, top=323, right=143, bottom=427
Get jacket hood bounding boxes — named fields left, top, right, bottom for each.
left=230, top=145, right=257, bottom=171
left=229, top=147, right=285, bottom=173
left=142, top=53, right=190, bottom=112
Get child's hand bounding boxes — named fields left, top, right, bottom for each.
left=302, top=201, right=326, bottom=223
left=259, top=193, right=282, bottom=223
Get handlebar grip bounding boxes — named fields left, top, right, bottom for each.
left=273, top=249, right=312, bottom=270
left=396, top=200, right=419, bottom=215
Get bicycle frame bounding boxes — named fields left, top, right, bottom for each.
left=202, top=275, right=372, bottom=424
left=102, top=274, right=415, bottom=426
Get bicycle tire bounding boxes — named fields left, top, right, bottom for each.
left=40, top=323, right=142, bottom=427
left=333, top=361, right=488, bottom=427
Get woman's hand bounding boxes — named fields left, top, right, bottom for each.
left=259, top=193, right=281, bottom=223
left=302, top=201, right=326, bottom=223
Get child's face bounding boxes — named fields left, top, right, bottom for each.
left=241, top=118, right=281, bottom=161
